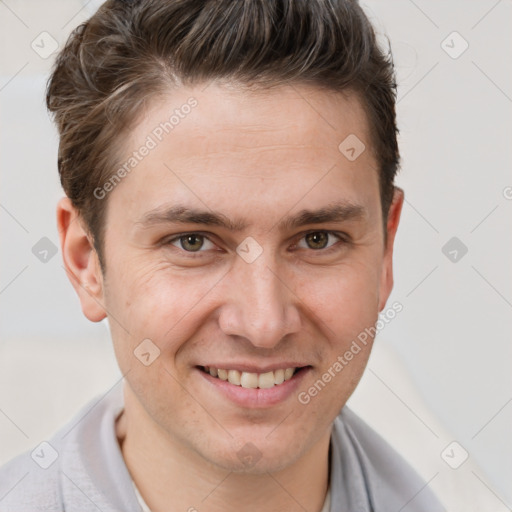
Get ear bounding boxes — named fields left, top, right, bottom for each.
left=56, top=197, right=107, bottom=322
left=378, top=187, right=404, bottom=312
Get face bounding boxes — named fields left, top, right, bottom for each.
left=61, top=83, right=402, bottom=474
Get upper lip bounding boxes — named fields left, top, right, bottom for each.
left=197, top=363, right=310, bottom=373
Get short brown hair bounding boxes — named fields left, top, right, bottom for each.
left=47, top=0, right=399, bottom=266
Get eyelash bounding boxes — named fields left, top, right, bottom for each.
left=162, top=230, right=350, bottom=257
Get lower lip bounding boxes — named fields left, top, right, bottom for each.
left=196, top=367, right=311, bottom=408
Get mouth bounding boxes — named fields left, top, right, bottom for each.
left=198, top=365, right=308, bottom=389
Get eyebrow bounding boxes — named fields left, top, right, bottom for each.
left=137, top=202, right=366, bottom=232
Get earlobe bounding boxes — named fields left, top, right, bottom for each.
left=378, top=187, right=404, bottom=311
left=56, top=197, right=107, bottom=322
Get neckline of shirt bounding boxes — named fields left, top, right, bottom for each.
left=132, top=478, right=331, bottom=512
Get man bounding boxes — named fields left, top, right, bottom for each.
left=0, top=0, right=444, bottom=510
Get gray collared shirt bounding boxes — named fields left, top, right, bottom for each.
left=0, top=381, right=443, bottom=511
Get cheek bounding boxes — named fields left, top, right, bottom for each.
left=104, top=259, right=225, bottom=354
left=292, top=265, right=380, bottom=421
left=296, top=258, right=382, bottom=341
left=104, top=241, right=383, bottom=364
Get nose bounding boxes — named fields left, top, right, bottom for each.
left=217, top=255, right=302, bottom=349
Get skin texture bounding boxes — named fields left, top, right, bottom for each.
left=57, top=83, right=403, bottom=512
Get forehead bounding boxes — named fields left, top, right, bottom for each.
left=136, top=83, right=371, bottom=158
left=107, top=83, right=379, bottom=224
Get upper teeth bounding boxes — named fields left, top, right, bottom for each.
left=204, top=366, right=296, bottom=388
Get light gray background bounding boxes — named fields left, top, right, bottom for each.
left=1, top=1, right=511, bottom=510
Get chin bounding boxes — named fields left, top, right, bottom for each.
left=198, top=433, right=308, bottom=475
left=212, top=450, right=298, bottom=475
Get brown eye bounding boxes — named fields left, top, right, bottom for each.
left=305, top=232, right=329, bottom=250
left=295, top=231, right=345, bottom=253
left=163, top=233, right=218, bottom=258
left=179, top=234, right=204, bottom=251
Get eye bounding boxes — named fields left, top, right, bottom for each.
left=164, top=230, right=347, bottom=257
left=167, top=233, right=216, bottom=252
left=296, top=231, right=344, bottom=251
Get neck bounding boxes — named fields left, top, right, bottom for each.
left=116, top=384, right=331, bottom=512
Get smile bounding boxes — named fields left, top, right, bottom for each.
left=199, top=366, right=298, bottom=389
